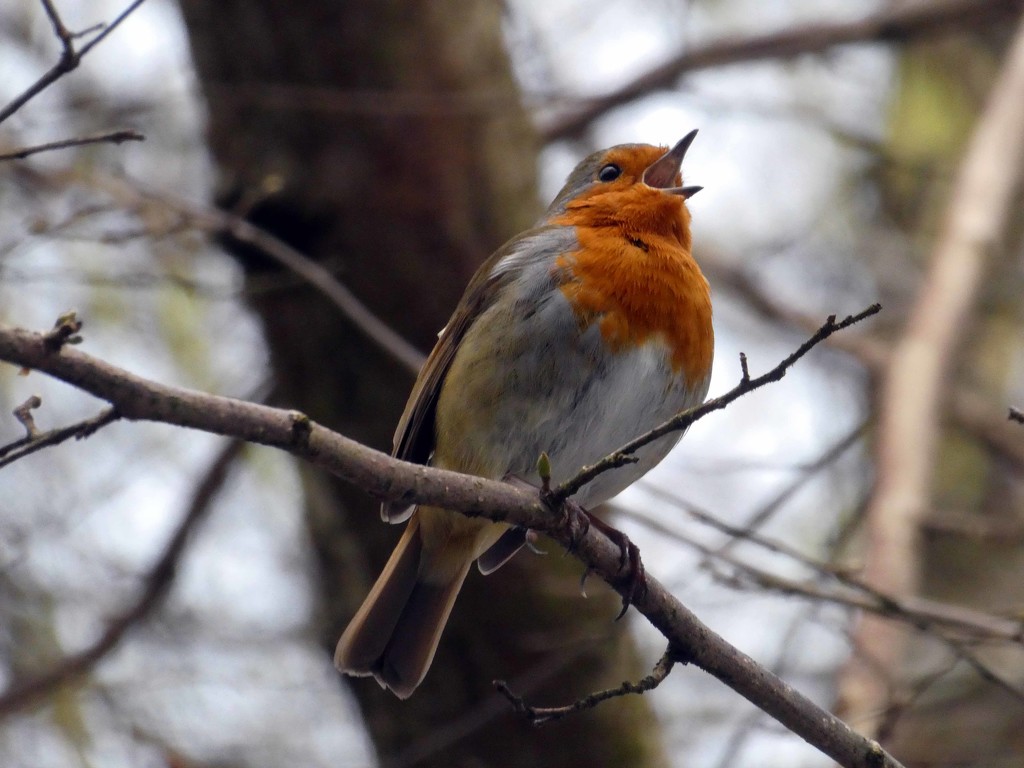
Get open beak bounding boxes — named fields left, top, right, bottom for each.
left=642, top=129, right=702, bottom=199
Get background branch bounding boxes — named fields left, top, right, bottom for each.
left=705, top=259, right=1024, bottom=471
left=541, top=0, right=1023, bottom=140
left=0, top=0, right=149, bottom=125
left=616, top=502, right=1024, bottom=643
left=0, top=130, right=144, bottom=161
left=88, top=173, right=426, bottom=374
left=838, top=11, right=1024, bottom=735
left=0, top=437, right=243, bottom=716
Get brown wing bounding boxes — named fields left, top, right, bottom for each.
left=381, top=237, right=522, bottom=522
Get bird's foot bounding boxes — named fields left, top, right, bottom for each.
left=541, top=489, right=646, bottom=619
left=583, top=512, right=646, bottom=619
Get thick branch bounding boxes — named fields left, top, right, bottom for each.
left=542, top=0, right=1024, bottom=140
left=0, top=320, right=902, bottom=768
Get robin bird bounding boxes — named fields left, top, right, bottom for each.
left=335, top=130, right=713, bottom=698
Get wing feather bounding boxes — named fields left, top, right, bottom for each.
left=380, top=233, right=538, bottom=521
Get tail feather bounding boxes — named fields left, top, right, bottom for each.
left=334, top=515, right=472, bottom=699
left=376, top=566, right=470, bottom=698
left=334, top=519, right=422, bottom=677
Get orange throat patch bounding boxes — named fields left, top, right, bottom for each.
left=553, top=221, right=713, bottom=385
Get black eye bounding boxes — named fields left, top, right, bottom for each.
left=598, top=164, right=621, bottom=182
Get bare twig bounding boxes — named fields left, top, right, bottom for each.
left=0, top=130, right=144, bottom=162
left=0, top=318, right=904, bottom=767
left=382, top=645, right=594, bottom=768
left=0, top=437, right=242, bottom=716
left=542, top=0, right=1024, bottom=140
left=0, top=407, right=119, bottom=469
left=706, top=259, right=1024, bottom=471
left=552, top=305, right=881, bottom=503
left=0, top=0, right=150, bottom=125
left=712, top=421, right=866, bottom=559
left=615, top=502, right=1024, bottom=644
left=1010, top=406, right=1024, bottom=424
left=840, top=13, right=1024, bottom=736
left=616, top=504, right=1024, bottom=703
left=495, top=646, right=678, bottom=725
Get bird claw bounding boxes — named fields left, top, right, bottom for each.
left=612, top=536, right=645, bottom=620
left=581, top=513, right=646, bottom=619
left=543, top=492, right=646, bottom=618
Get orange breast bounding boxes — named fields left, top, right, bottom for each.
left=552, top=197, right=713, bottom=385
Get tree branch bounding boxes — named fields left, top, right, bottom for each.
left=0, top=315, right=902, bottom=767
left=0, top=0, right=149, bottom=126
left=620, top=501, right=1024, bottom=643
left=0, top=437, right=243, bottom=716
left=541, top=0, right=1024, bottom=140
left=704, top=258, right=1024, bottom=471
left=840, top=11, right=1024, bottom=736
left=0, top=130, right=144, bottom=162
left=494, top=646, right=678, bottom=725
left=0, top=405, right=119, bottom=469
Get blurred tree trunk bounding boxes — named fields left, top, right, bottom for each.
left=176, top=1, right=667, bottom=766
left=841, top=21, right=1024, bottom=766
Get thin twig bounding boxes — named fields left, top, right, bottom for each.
left=706, top=259, right=1024, bottom=470
left=0, top=407, right=119, bottom=469
left=0, top=130, right=144, bottom=162
left=39, top=0, right=74, bottom=48
left=1009, top=406, right=1024, bottom=424
left=74, top=0, right=148, bottom=58
left=495, top=647, right=678, bottom=725
left=0, top=0, right=149, bottom=125
left=0, top=438, right=243, bottom=716
left=552, top=305, right=881, bottom=503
